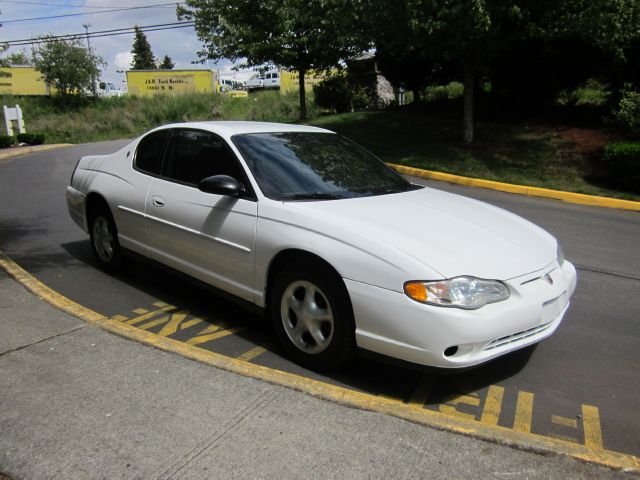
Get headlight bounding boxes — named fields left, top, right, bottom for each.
left=557, top=243, right=565, bottom=266
left=404, top=277, right=510, bottom=310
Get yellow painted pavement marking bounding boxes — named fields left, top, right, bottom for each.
left=480, top=385, right=505, bottom=426
left=110, top=314, right=129, bottom=322
left=377, top=393, right=405, bottom=403
left=185, top=326, right=243, bottom=346
left=194, top=323, right=224, bottom=335
left=582, top=405, right=604, bottom=450
left=153, top=301, right=169, bottom=308
left=550, top=433, right=580, bottom=443
left=552, top=415, right=578, bottom=429
left=133, top=308, right=149, bottom=315
left=438, top=394, right=481, bottom=420
left=237, top=346, right=267, bottom=362
left=124, top=304, right=176, bottom=326
left=138, top=315, right=171, bottom=331
left=514, top=391, right=534, bottom=433
left=1, top=250, right=638, bottom=473
left=157, top=315, right=205, bottom=337
left=408, top=375, right=435, bottom=407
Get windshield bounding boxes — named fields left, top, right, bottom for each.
left=231, top=132, right=421, bottom=200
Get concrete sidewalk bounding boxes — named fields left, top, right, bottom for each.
left=0, top=271, right=633, bottom=479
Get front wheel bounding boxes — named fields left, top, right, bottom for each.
left=270, top=265, right=355, bottom=370
left=89, top=205, right=123, bottom=272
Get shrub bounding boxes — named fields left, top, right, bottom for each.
left=0, top=135, right=13, bottom=148
left=613, top=86, right=640, bottom=137
left=17, top=132, right=46, bottom=145
left=602, top=142, right=640, bottom=192
left=313, top=75, right=375, bottom=113
left=313, top=75, right=352, bottom=113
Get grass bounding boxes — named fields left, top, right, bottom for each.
left=310, top=104, right=638, bottom=201
left=3, top=90, right=312, bottom=144
left=3, top=90, right=637, bottom=201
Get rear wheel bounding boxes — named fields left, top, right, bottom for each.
left=270, top=264, right=355, bottom=370
left=89, top=204, right=123, bottom=272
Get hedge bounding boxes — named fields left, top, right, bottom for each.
left=0, top=135, right=13, bottom=148
left=602, top=142, right=640, bottom=192
left=17, top=132, right=46, bottom=145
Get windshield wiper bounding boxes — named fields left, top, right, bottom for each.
left=279, top=192, right=343, bottom=201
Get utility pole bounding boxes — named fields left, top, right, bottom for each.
left=82, top=23, right=97, bottom=96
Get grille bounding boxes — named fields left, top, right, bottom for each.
left=483, top=322, right=553, bottom=351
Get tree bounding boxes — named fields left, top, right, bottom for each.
left=34, top=37, right=104, bottom=98
left=5, top=51, right=31, bottom=65
left=158, top=54, right=175, bottom=69
left=178, top=0, right=367, bottom=119
left=131, top=26, right=156, bottom=70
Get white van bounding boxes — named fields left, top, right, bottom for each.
left=263, top=71, right=280, bottom=89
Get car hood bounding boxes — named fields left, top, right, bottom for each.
left=283, top=186, right=557, bottom=280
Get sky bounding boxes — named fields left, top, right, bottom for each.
left=0, top=0, right=258, bottom=88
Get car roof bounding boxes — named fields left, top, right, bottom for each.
left=152, top=121, right=334, bottom=138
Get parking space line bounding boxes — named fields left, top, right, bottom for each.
left=408, top=375, right=435, bottom=407
left=157, top=314, right=204, bottom=337
left=110, top=315, right=128, bottom=322
left=582, top=405, right=604, bottom=450
left=138, top=315, right=172, bottom=331
left=237, top=346, right=267, bottom=362
left=133, top=308, right=149, bottom=315
left=185, top=326, right=243, bottom=346
left=480, top=385, right=505, bottom=426
left=513, top=391, right=534, bottom=433
left=124, top=305, right=176, bottom=326
left=552, top=415, right=578, bottom=429
left=439, top=394, right=481, bottom=420
left=550, top=433, right=579, bottom=443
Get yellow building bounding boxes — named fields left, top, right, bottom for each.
left=126, top=69, right=219, bottom=97
left=280, top=69, right=339, bottom=94
left=0, top=66, right=52, bottom=96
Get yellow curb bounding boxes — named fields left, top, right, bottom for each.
left=0, top=250, right=638, bottom=473
left=0, top=143, right=74, bottom=160
left=389, top=163, right=640, bottom=212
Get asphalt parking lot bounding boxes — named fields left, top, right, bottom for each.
left=1, top=142, right=639, bottom=474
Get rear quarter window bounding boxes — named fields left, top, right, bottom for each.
left=135, top=129, right=170, bottom=175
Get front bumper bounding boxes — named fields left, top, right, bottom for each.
left=347, top=261, right=577, bottom=369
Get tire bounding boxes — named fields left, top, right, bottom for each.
left=89, top=204, right=123, bottom=272
left=270, top=264, right=355, bottom=370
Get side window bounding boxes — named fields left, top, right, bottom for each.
left=164, top=129, right=248, bottom=188
left=135, top=129, right=170, bottom=175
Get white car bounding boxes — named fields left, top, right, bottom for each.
left=66, top=122, right=577, bottom=370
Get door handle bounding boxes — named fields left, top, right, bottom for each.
left=151, top=196, right=165, bottom=207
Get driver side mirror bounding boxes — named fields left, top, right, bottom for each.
left=198, top=175, right=244, bottom=197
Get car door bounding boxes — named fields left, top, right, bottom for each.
left=143, top=128, right=258, bottom=302
left=114, top=128, right=170, bottom=255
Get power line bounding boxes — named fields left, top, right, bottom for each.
left=0, top=0, right=151, bottom=9
left=1, top=2, right=184, bottom=23
left=4, top=21, right=193, bottom=44
left=5, top=23, right=196, bottom=46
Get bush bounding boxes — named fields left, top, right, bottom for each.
left=0, top=135, right=13, bottom=148
left=313, top=75, right=353, bottom=113
left=313, top=75, right=374, bottom=113
left=602, top=142, right=640, bottom=192
left=613, top=86, right=640, bottom=137
left=17, top=132, right=46, bottom=145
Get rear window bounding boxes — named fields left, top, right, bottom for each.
left=135, top=129, right=170, bottom=175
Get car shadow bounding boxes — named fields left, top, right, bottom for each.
left=59, top=240, right=536, bottom=405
